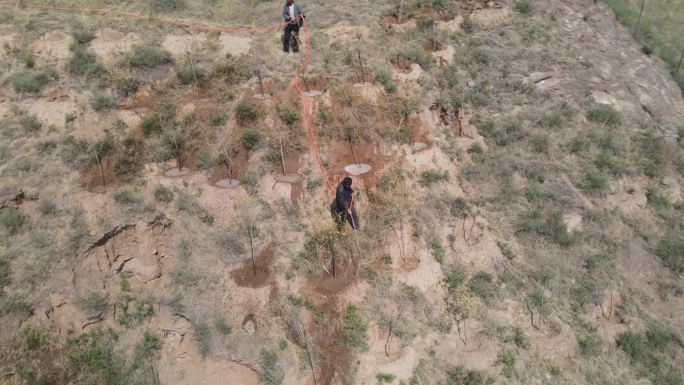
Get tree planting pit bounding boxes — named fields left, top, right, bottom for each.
left=165, top=167, right=190, bottom=177
left=353, top=82, right=373, bottom=88
left=215, top=178, right=241, bottom=188
left=253, top=93, right=271, bottom=100
left=303, top=90, right=324, bottom=97
left=344, top=164, right=372, bottom=175
left=412, top=142, right=429, bottom=151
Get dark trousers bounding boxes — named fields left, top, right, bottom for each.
left=283, top=23, right=300, bottom=53
left=330, top=201, right=360, bottom=231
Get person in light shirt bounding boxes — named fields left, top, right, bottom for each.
left=282, top=0, right=304, bottom=53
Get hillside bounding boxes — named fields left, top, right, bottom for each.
left=1, top=1, right=683, bottom=385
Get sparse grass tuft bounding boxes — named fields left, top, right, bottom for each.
left=261, top=349, right=284, bottom=385
left=578, top=331, right=603, bottom=357
left=376, top=373, right=396, bottom=383
left=140, top=115, right=162, bottom=137
left=497, top=349, right=518, bottom=378
left=67, top=47, right=108, bottom=78
left=519, top=210, right=574, bottom=246
left=235, top=100, right=261, bottom=125
left=514, top=0, right=535, bottom=14
left=420, top=169, right=449, bottom=187
left=467, top=272, right=497, bottom=304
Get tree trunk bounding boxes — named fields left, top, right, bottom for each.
left=249, top=225, right=256, bottom=275
left=398, top=214, right=406, bottom=261
left=327, top=239, right=336, bottom=278
left=186, top=52, right=199, bottom=92
left=279, top=133, right=287, bottom=175
left=94, top=149, right=106, bottom=187
left=676, top=47, right=684, bottom=73
left=634, top=0, right=646, bottom=37
left=357, top=49, right=366, bottom=84
left=257, top=73, right=265, bottom=96
left=304, top=330, right=318, bottom=385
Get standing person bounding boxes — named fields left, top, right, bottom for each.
left=282, top=0, right=304, bottom=53
left=331, top=177, right=360, bottom=230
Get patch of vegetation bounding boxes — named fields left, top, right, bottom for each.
left=497, top=241, right=516, bottom=260
left=539, top=103, right=575, bottom=129
left=0, top=258, right=10, bottom=290
left=445, top=366, right=494, bottom=385
left=375, top=69, right=397, bottom=93
left=176, top=65, right=205, bottom=85
left=467, top=272, right=497, bottom=304
left=154, top=185, right=174, bottom=202
left=215, top=318, right=232, bottom=335
left=578, top=331, right=603, bottom=357
left=278, top=105, right=299, bottom=126
left=9, top=67, right=58, bottom=93
left=78, top=292, right=107, bottom=315
left=376, top=373, right=396, bottom=383
left=654, top=237, right=684, bottom=274
left=343, top=304, right=368, bottom=351
left=586, top=104, right=621, bottom=127
left=114, top=75, right=140, bottom=97
left=67, top=47, right=108, bottom=78
left=514, top=0, right=535, bottom=14
left=497, top=349, right=518, bottom=378
left=261, top=349, right=284, bottom=385
left=580, top=167, right=608, bottom=191
left=114, top=189, right=142, bottom=205
left=71, top=25, right=95, bottom=45
left=149, top=0, right=185, bottom=11
left=518, top=210, right=574, bottom=246
left=91, top=92, right=119, bottom=111
left=241, top=129, right=262, bottom=150
left=431, top=239, right=445, bottom=263
left=19, top=114, right=42, bottom=133
left=0, top=207, right=25, bottom=234
left=194, top=321, right=212, bottom=355
left=477, top=117, right=526, bottom=146
left=125, top=44, right=173, bottom=69
left=140, top=115, right=162, bottom=137
left=420, top=169, right=449, bottom=187
left=617, top=327, right=684, bottom=385
left=235, top=100, right=261, bottom=124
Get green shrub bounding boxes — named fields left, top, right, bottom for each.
left=261, top=349, right=284, bottom=385
left=154, top=185, right=174, bottom=202
left=235, top=100, right=261, bottom=124
left=71, top=26, right=95, bottom=45
left=114, top=135, right=145, bottom=179
left=67, top=47, right=108, bottom=78
left=194, top=322, right=212, bottom=355
left=0, top=258, right=9, bottom=290
left=140, top=115, right=162, bottom=137
left=519, top=210, right=574, bottom=246
left=208, top=110, right=227, bottom=126
left=114, top=189, right=141, bottom=205
left=241, top=129, right=262, bottom=150
left=149, top=0, right=185, bottom=11
left=215, top=319, right=232, bottom=335
left=654, top=237, right=684, bottom=274
left=375, top=69, right=396, bottom=93
left=65, top=330, right=127, bottom=384
left=176, top=65, right=205, bottom=85
left=278, top=105, right=299, bottom=126
left=445, top=366, right=492, bottom=385
left=0, top=208, right=25, bottom=234
left=497, top=349, right=517, bottom=378
left=480, top=119, right=525, bottom=146
left=114, top=75, right=140, bottom=97
left=514, top=0, right=535, bottom=14
left=460, top=17, right=475, bottom=34
left=431, top=240, right=445, bottom=263
left=125, top=44, right=173, bottom=68
left=468, top=142, right=483, bottom=154
left=449, top=197, right=468, bottom=217
left=376, top=373, right=396, bottom=383
left=497, top=241, right=516, bottom=260
left=19, top=114, right=42, bottom=133
left=580, top=167, right=608, bottom=191
left=530, top=135, right=549, bottom=153
left=586, top=104, right=621, bottom=127
left=9, top=67, right=58, bottom=93
left=21, top=325, right=51, bottom=351
left=638, top=132, right=667, bottom=177
left=343, top=304, right=368, bottom=351
left=472, top=48, right=491, bottom=65
left=578, top=331, right=602, bottom=357
left=91, top=92, right=118, bottom=111
left=78, top=292, right=107, bottom=315
left=539, top=103, right=575, bottom=129
left=20, top=50, right=35, bottom=68
left=420, top=169, right=449, bottom=186
left=467, top=272, right=497, bottom=304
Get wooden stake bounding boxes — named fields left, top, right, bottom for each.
left=634, top=0, right=646, bottom=38
left=249, top=224, right=256, bottom=275
left=93, top=147, right=105, bottom=187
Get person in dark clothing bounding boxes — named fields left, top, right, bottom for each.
left=282, top=0, right=304, bottom=53
left=331, top=177, right=360, bottom=230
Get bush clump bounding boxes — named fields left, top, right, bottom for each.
left=9, top=68, right=58, bottom=93
left=125, top=44, right=173, bottom=69
left=654, top=237, right=684, bottom=274
left=67, top=47, right=108, bottom=78
left=0, top=208, right=25, bottom=234
left=241, top=129, right=262, bottom=150
left=235, top=100, right=261, bottom=124
left=154, top=185, right=174, bottom=202
left=91, top=92, right=119, bottom=111
left=149, top=0, right=185, bottom=12
left=586, top=104, right=621, bottom=127
left=343, top=304, right=368, bottom=351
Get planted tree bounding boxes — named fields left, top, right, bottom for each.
left=236, top=197, right=264, bottom=276
left=218, top=141, right=240, bottom=182
left=275, top=105, right=300, bottom=175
